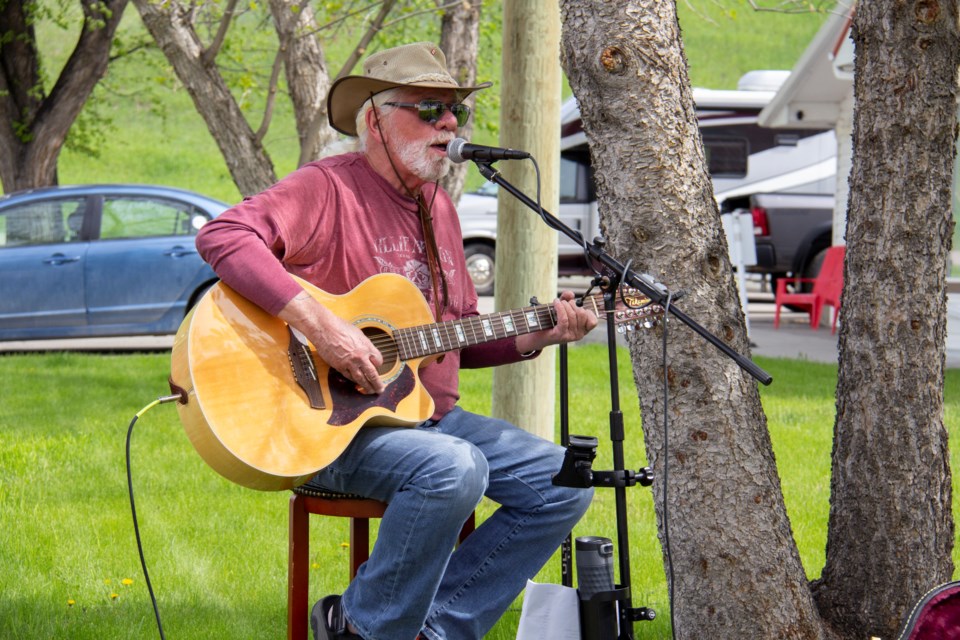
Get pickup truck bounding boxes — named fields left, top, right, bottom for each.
left=731, top=192, right=834, bottom=284
left=457, top=146, right=596, bottom=296
left=456, top=71, right=838, bottom=295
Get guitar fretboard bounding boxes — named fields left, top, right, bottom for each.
left=393, top=302, right=573, bottom=360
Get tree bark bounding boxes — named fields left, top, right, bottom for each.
left=132, top=0, right=277, bottom=197
left=559, top=2, right=828, bottom=637
left=269, top=0, right=338, bottom=167
left=812, top=1, right=958, bottom=637
left=0, top=0, right=128, bottom=193
left=437, top=0, right=482, bottom=204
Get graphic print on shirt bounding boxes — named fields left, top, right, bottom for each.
left=373, top=234, right=460, bottom=310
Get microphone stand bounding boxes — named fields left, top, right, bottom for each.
left=473, top=161, right=772, bottom=386
left=473, top=161, right=772, bottom=640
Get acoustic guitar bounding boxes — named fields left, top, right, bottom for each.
left=169, top=273, right=659, bottom=490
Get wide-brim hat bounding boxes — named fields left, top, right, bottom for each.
left=327, top=42, right=492, bottom=136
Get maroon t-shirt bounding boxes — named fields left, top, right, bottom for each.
left=196, top=152, right=529, bottom=418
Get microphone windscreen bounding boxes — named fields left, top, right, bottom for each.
left=447, top=138, right=468, bottom=164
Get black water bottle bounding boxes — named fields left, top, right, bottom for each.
left=575, top=536, right=615, bottom=599
left=576, top=536, right=618, bottom=640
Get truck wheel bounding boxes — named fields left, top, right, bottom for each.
left=465, top=243, right=495, bottom=296
left=801, top=247, right=829, bottom=282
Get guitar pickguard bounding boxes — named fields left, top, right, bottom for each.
left=327, top=365, right=416, bottom=426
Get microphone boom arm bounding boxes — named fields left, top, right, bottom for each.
left=474, top=161, right=772, bottom=386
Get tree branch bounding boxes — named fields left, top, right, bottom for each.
left=255, top=45, right=285, bottom=145
left=202, top=0, right=239, bottom=66
left=381, top=0, right=463, bottom=30
left=334, top=0, right=398, bottom=81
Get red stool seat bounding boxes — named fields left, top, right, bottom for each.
left=287, top=486, right=475, bottom=640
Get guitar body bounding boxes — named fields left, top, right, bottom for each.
left=170, top=274, right=436, bottom=491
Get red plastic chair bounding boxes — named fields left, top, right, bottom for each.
left=774, top=245, right=845, bottom=333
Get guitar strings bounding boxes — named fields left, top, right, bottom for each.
left=354, top=292, right=661, bottom=361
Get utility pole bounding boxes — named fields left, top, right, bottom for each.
left=491, top=0, right=562, bottom=440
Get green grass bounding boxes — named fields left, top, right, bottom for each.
left=2, top=346, right=958, bottom=638
left=46, top=2, right=829, bottom=202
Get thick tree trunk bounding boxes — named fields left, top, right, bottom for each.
left=437, top=0, right=482, bottom=204
left=0, top=0, right=128, bottom=193
left=132, top=0, right=277, bottom=197
left=811, top=1, right=958, bottom=637
left=269, top=0, right=337, bottom=167
left=559, top=2, right=828, bottom=637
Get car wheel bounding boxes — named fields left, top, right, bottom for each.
left=464, top=243, right=495, bottom=296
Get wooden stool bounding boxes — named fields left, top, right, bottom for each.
left=287, top=487, right=476, bottom=640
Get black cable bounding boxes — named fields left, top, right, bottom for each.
left=126, top=397, right=180, bottom=640
left=659, top=293, right=677, bottom=640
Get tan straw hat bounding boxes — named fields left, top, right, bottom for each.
left=327, top=42, right=492, bottom=136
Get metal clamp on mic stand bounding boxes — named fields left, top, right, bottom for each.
left=470, top=158, right=772, bottom=640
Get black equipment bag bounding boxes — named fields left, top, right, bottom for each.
left=897, top=580, right=960, bottom=640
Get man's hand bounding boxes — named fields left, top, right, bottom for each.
left=279, top=290, right=385, bottom=394
left=515, top=290, right=598, bottom=354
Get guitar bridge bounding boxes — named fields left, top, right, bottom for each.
left=287, top=326, right=325, bottom=410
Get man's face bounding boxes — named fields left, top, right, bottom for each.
left=382, top=88, right=462, bottom=184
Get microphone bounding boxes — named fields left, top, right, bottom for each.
left=446, top=138, right=531, bottom=163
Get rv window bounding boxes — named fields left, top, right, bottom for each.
left=703, top=136, right=749, bottom=178
left=559, top=150, right=594, bottom=204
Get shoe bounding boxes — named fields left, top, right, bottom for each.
left=311, top=594, right=362, bottom=639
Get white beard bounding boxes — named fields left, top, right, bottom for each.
left=393, top=136, right=452, bottom=182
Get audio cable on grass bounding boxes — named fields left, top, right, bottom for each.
left=126, top=394, right=183, bottom=640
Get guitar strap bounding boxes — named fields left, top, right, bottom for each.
left=417, top=188, right=448, bottom=323
left=366, top=100, right=447, bottom=322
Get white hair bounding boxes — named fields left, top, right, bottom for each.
left=356, top=87, right=405, bottom=150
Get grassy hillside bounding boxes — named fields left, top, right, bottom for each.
left=51, top=2, right=829, bottom=203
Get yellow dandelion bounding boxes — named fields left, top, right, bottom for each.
left=311, top=562, right=320, bottom=570
left=121, top=578, right=134, bottom=586
left=67, top=599, right=76, bottom=607
left=340, top=542, right=350, bottom=549
left=110, top=593, right=119, bottom=600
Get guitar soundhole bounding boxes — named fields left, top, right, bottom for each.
left=362, top=326, right=398, bottom=375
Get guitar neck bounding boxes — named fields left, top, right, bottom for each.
left=394, top=295, right=603, bottom=360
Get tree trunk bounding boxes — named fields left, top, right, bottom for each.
left=437, top=0, right=482, bottom=204
left=0, top=0, right=128, bottom=193
left=269, top=0, right=337, bottom=167
left=811, top=1, right=958, bottom=637
left=132, top=0, right=277, bottom=197
left=559, top=2, right=828, bottom=637
left=490, top=0, right=562, bottom=441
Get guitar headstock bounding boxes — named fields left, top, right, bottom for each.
left=579, top=288, right=664, bottom=332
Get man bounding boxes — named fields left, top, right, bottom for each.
left=196, top=42, right=596, bottom=640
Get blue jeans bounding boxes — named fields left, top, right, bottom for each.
left=305, top=406, right=594, bottom=640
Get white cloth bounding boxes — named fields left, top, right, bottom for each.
left=516, top=580, right=581, bottom=640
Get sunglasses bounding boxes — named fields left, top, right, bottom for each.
left=383, top=100, right=471, bottom=127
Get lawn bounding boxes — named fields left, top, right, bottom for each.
left=1, top=346, right=957, bottom=639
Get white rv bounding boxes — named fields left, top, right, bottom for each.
left=457, top=71, right=837, bottom=295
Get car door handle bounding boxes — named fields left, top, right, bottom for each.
left=43, top=253, right=81, bottom=265
left=163, top=246, right=197, bottom=258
